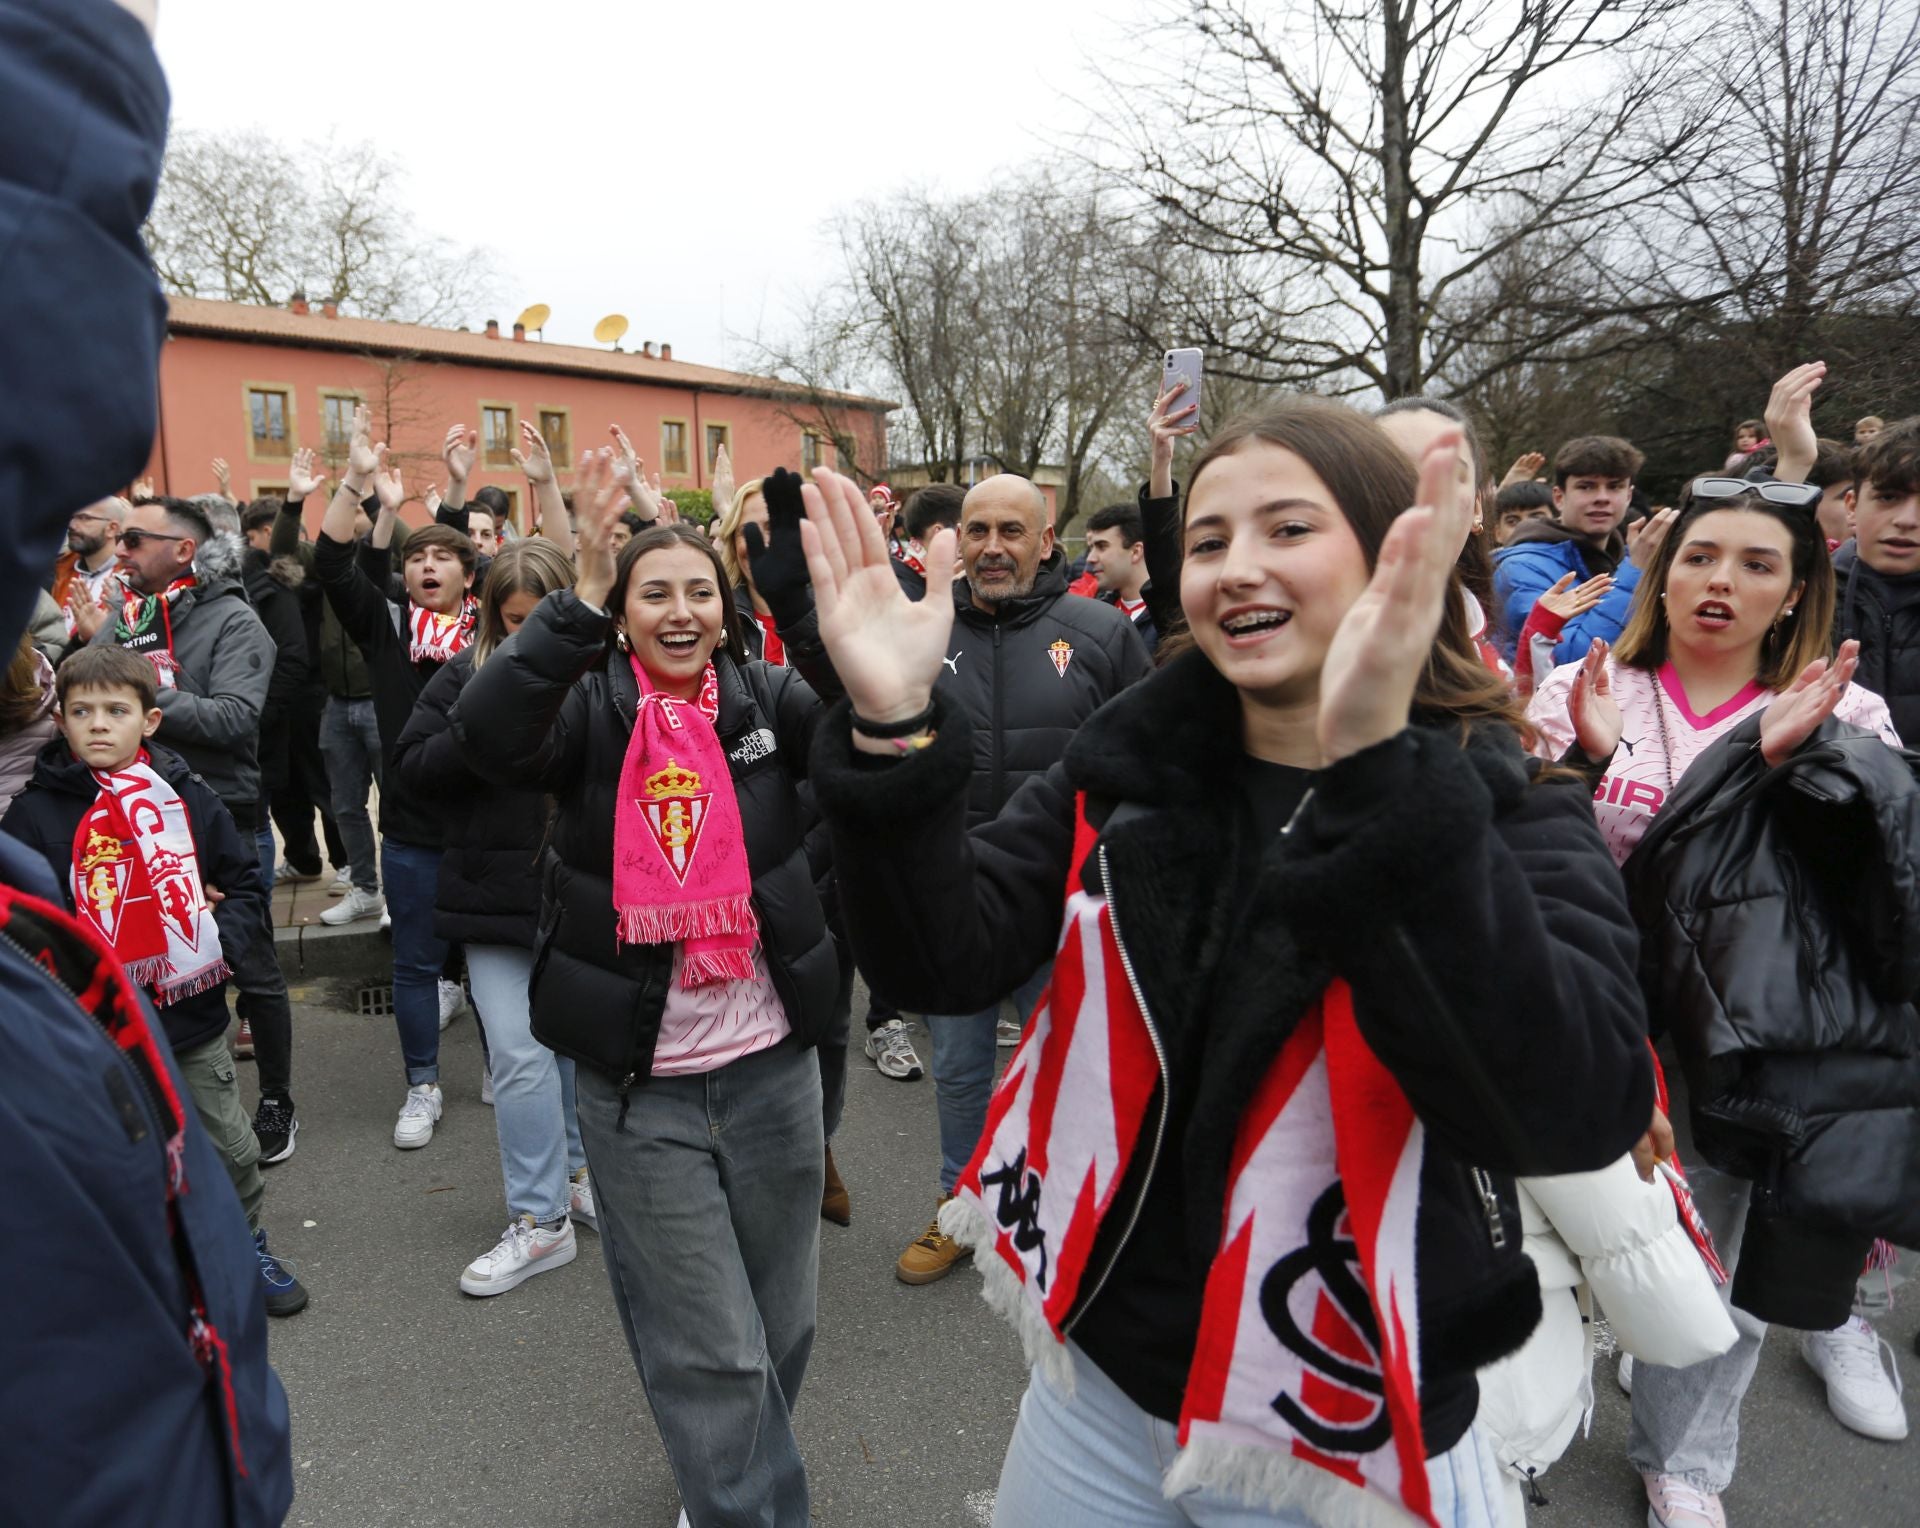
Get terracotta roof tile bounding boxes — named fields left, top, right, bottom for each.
left=164, top=297, right=895, bottom=413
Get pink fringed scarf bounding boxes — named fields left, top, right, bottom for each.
left=613, top=657, right=758, bottom=985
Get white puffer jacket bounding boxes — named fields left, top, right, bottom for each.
left=1477, top=1152, right=1739, bottom=1503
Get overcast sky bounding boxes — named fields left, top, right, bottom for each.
left=155, top=0, right=1138, bottom=366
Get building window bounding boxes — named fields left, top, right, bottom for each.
left=661, top=419, right=689, bottom=477
left=321, top=393, right=357, bottom=451
left=249, top=387, right=292, bottom=458
left=539, top=409, right=571, bottom=465
left=495, top=485, right=520, bottom=529
left=801, top=431, right=824, bottom=472
left=481, top=404, right=517, bottom=467
left=704, top=422, right=732, bottom=473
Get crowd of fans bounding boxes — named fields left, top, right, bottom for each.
left=4, top=5, right=1916, bottom=1528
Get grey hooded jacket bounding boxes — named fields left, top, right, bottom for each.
left=89, top=558, right=274, bottom=810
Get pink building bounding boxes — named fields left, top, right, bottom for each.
left=146, top=297, right=894, bottom=528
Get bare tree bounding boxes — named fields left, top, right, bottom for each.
left=146, top=128, right=500, bottom=325
left=1088, top=0, right=1705, bottom=399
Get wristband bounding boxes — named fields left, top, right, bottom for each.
left=850, top=701, right=937, bottom=739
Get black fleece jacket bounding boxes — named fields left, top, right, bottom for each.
left=392, top=648, right=548, bottom=948
left=811, top=650, right=1654, bottom=1448
left=313, top=531, right=462, bottom=848
left=1, top=740, right=266, bottom=1054
left=450, top=591, right=841, bottom=1087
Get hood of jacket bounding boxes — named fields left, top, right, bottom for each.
left=951, top=547, right=1071, bottom=630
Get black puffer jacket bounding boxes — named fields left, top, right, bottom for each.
left=1623, top=712, right=1920, bottom=1327
left=392, top=649, right=548, bottom=948
left=1834, top=541, right=1920, bottom=745
left=450, top=591, right=839, bottom=1086
left=939, top=550, right=1151, bottom=824
left=812, top=650, right=1653, bottom=1451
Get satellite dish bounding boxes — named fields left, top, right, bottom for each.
left=593, top=314, right=630, bottom=348
left=516, top=303, right=551, bottom=334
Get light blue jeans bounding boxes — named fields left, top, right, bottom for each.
left=465, top=943, right=585, bottom=1225
left=574, top=1040, right=823, bottom=1528
left=995, top=1340, right=1508, bottom=1527
left=928, top=962, right=1051, bottom=1194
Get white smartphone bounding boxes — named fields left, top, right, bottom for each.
left=1162, top=346, right=1203, bottom=422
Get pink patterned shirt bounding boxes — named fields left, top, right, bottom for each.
left=651, top=942, right=792, bottom=1077
left=1528, top=658, right=1901, bottom=866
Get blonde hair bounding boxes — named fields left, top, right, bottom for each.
left=713, top=478, right=765, bottom=585
left=472, top=539, right=575, bottom=669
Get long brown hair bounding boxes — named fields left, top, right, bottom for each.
left=1612, top=485, right=1833, bottom=689
left=0, top=632, right=50, bottom=735
left=1175, top=396, right=1535, bottom=747
left=472, top=539, right=574, bottom=670
left=611, top=524, right=750, bottom=664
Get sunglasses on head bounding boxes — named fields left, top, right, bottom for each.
left=116, top=529, right=187, bottom=551
left=1687, top=476, right=1824, bottom=512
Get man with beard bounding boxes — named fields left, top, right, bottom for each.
left=52, top=495, right=128, bottom=638
left=892, top=473, right=1150, bottom=1286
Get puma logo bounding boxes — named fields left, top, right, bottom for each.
left=1619, top=736, right=1639, bottom=756
left=942, top=653, right=961, bottom=675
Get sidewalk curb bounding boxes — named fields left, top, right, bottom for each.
left=273, top=918, right=387, bottom=982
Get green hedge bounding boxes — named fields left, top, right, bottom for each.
left=664, top=488, right=714, bottom=526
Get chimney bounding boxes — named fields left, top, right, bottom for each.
left=289, top=289, right=310, bottom=316
left=484, top=319, right=501, bottom=340
left=641, top=340, right=655, bottom=358
left=321, top=299, right=338, bottom=320
left=661, top=342, right=672, bottom=361
left=512, top=322, right=526, bottom=341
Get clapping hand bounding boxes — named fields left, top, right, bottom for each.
left=287, top=446, right=326, bottom=500
left=371, top=453, right=406, bottom=515
left=68, top=580, right=113, bottom=641
left=1315, top=432, right=1474, bottom=764
left=1569, top=638, right=1623, bottom=761
left=442, top=422, right=478, bottom=487
left=1500, top=451, right=1547, bottom=489
left=571, top=449, right=627, bottom=611
left=1537, top=571, right=1613, bottom=622
left=1628, top=507, right=1679, bottom=571
left=512, top=419, right=555, bottom=485
left=742, top=467, right=810, bottom=617
left=1764, top=362, right=1826, bottom=485
left=712, top=443, right=735, bottom=517
left=211, top=458, right=234, bottom=502
left=1760, top=640, right=1860, bottom=766
left=801, top=467, right=957, bottom=740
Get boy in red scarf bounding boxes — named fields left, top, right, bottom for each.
left=1, top=647, right=308, bottom=1317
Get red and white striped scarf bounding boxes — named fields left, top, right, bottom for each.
left=408, top=597, right=478, bottom=665
left=942, top=798, right=1436, bottom=1527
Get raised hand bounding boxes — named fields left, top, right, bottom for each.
left=1148, top=379, right=1199, bottom=499
left=442, top=422, right=478, bottom=486
left=712, top=443, right=735, bottom=517
left=130, top=476, right=154, bottom=503
left=287, top=446, right=326, bottom=500
left=1537, top=571, right=1613, bottom=621
left=1760, top=639, right=1860, bottom=766
left=1500, top=451, right=1547, bottom=489
left=572, top=449, right=626, bottom=610
left=801, top=466, right=956, bottom=734
left=371, top=452, right=406, bottom=514
left=742, top=467, right=810, bottom=615
left=1764, top=361, right=1826, bottom=485
left=68, top=580, right=112, bottom=641
left=1628, top=506, right=1679, bottom=570
left=512, top=419, right=554, bottom=485
left=211, top=457, right=234, bottom=501
left=423, top=483, right=444, bottom=517
left=1315, top=432, right=1473, bottom=764
left=1569, top=638, right=1623, bottom=761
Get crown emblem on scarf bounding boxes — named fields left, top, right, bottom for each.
left=645, top=760, right=702, bottom=798
left=79, top=827, right=125, bottom=871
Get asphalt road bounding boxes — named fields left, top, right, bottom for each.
left=250, top=986, right=1919, bottom=1527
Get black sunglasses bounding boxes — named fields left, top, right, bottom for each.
left=116, top=529, right=187, bottom=550
left=1687, top=476, right=1823, bottom=512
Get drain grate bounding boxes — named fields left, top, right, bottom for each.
left=355, top=983, right=394, bottom=1017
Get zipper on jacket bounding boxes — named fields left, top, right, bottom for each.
left=1062, top=844, right=1170, bottom=1336
left=991, top=623, right=1006, bottom=813
left=1470, top=1167, right=1508, bottom=1251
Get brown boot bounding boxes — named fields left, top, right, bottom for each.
left=896, top=1196, right=972, bottom=1285
left=821, top=1146, right=851, bottom=1226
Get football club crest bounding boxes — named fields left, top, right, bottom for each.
left=1048, top=638, right=1074, bottom=678
left=148, top=848, right=202, bottom=950
left=78, top=828, right=131, bottom=943
left=639, top=759, right=711, bottom=885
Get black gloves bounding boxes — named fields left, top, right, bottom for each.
left=742, top=466, right=813, bottom=627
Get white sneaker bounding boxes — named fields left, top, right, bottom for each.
left=675, top=1512, right=690, bottom=1528
left=458, top=1215, right=577, bottom=1296
left=996, top=1017, right=1022, bottom=1048
left=379, top=909, right=391, bottom=931
left=393, top=1083, right=443, bottom=1149
left=327, top=869, right=353, bottom=896
left=438, top=978, right=466, bottom=1030
left=569, top=1168, right=597, bottom=1232
left=1801, top=1315, right=1909, bottom=1440
left=480, top=1063, right=493, bottom=1106
left=1643, top=1472, right=1725, bottom=1528
left=320, top=886, right=385, bottom=926
left=1618, top=1353, right=1633, bottom=1394
left=864, top=1019, right=924, bottom=1081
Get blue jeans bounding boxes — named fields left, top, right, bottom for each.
left=465, top=943, right=584, bottom=1224
left=928, top=963, right=1051, bottom=1194
left=320, top=695, right=382, bottom=893
left=994, top=1340, right=1507, bottom=1528
left=381, top=839, right=446, bottom=1086
left=574, top=1042, right=823, bottom=1528
left=254, top=824, right=276, bottom=895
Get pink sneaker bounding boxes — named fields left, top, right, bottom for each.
left=1643, top=1473, right=1726, bottom=1528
